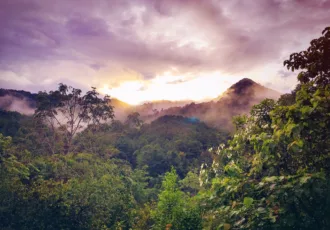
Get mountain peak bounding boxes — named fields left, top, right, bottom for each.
left=216, top=78, right=280, bottom=102
left=229, top=78, right=257, bottom=91
left=222, top=78, right=259, bottom=96
left=238, top=77, right=256, bottom=84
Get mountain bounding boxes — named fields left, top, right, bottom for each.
left=133, top=100, right=193, bottom=118
left=147, top=78, right=281, bottom=130
left=0, top=78, right=281, bottom=130
left=110, top=98, right=133, bottom=121
left=216, top=78, right=280, bottom=101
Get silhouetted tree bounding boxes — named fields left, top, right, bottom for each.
left=35, top=84, right=114, bottom=153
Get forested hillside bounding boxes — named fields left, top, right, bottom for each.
left=0, top=27, right=329, bottom=230
left=153, top=78, right=280, bottom=130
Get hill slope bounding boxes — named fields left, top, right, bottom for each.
left=0, top=78, right=281, bottom=130
left=149, top=78, right=281, bottom=130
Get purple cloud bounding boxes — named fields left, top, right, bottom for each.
left=0, top=0, right=329, bottom=93
left=66, top=16, right=110, bottom=37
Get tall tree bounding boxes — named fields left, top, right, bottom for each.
left=35, top=84, right=114, bottom=153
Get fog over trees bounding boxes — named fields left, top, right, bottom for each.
left=0, top=27, right=329, bottom=230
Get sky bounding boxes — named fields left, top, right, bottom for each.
left=0, top=0, right=329, bottom=105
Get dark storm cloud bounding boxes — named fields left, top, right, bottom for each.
left=0, top=0, right=329, bottom=91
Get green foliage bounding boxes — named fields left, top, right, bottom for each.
left=0, top=133, right=152, bottom=229
left=199, top=27, right=330, bottom=229
left=179, top=171, right=200, bottom=195
left=1, top=27, right=329, bottom=230
left=152, top=168, right=202, bottom=230
left=74, top=115, right=228, bottom=178
left=134, top=115, right=227, bottom=177
left=132, top=202, right=156, bottom=230
left=0, top=109, right=22, bottom=137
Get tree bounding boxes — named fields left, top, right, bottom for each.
left=179, top=171, right=200, bottom=195
left=0, top=135, right=144, bottom=230
left=135, top=144, right=169, bottom=177
left=152, top=168, right=202, bottom=230
left=125, top=112, right=143, bottom=128
left=199, top=26, right=330, bottom=229
left=250, top=99, right=276, bottom=130
left=284, top=26, right=330, bottom=88
left=35, top=84, right=114, bottom=154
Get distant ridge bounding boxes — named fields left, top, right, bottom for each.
left=146, top=78, right=281, bottom=130
left=0, top=88, right=131, bottom=118
left=0, top=78, right=282, bottom=131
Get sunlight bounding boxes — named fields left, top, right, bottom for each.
left=101, top=81, right=145, bottom=105
left=102, top=71, right=240, bottom=105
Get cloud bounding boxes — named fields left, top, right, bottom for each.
left=278, top=69, right=294, bottom=79
left=0, top=0, right=329, bottom=95
left=166, top=79, right=188, bottom=85
left=0, top=95, right=35, bottom=115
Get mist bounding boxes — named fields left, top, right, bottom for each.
left=0, top=95, right=35, bottom=115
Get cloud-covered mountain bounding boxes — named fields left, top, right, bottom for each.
left=142, top=78, right=281, bottom=130
left=0, top=78, right=281, bottom=130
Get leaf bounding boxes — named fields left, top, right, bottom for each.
left=264, top=176, right=277, bottom=183
left=301, top=106, right=313, bottom=115
left=287, top=140, right=303, bottom=152
left=243, top=197, right=254, bottom=207
left=299, top=176, right=311, bottom=184
left=257, top=207, right=266, bottom=213
left=285, top=124, right=297, bottom=135
left=235, top=218, right=246, bottom=226
left=232, top=201, right=237, bottom=208
left=270, top=184, right=276, bottom=190
left=224, top=223, right=231, bottom=230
